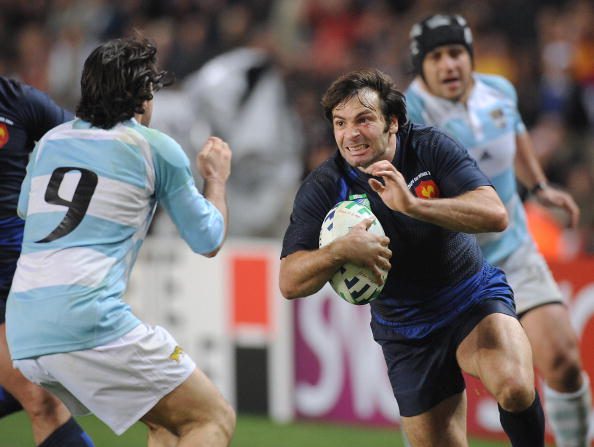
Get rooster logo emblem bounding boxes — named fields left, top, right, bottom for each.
left=414, top=180, right=440, bottom=199
left=0, top=123, right=9, bottom=148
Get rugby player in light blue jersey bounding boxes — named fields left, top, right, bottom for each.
left=406, top=14, right=590, bottom=447
left=6, top=36, right=235, bottom=446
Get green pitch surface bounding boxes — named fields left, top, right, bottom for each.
left=0, top=412, right=510, bottom=446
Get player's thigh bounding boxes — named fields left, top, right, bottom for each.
left=0, top=323, right=40, bottom=400
left=141, top=367, right=234, bottom=435
left=500, top=241, right=562, bottom=315
left=521, top=304, right=581, bottom=373
left=401, top=392, right=468, bottom=447
left=1, top=324, right=71, bottom=420
left=456, top=312, right=533, bottom=386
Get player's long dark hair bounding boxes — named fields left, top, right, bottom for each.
left=321, top=69, right=407, bottom=130
left=76, top=36, right=173, bottom=129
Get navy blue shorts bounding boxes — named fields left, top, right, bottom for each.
left=375, top=298, right=516, bottom=417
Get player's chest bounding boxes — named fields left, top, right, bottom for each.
left=347, top=171, right=442, bottom=242
left=432, top=104, right=517, bottom=175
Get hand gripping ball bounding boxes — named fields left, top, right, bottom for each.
left=319, top=200, right=388, bottom=305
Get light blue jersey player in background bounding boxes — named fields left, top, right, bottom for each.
left=6, top=36, right=236, bottom=446
left=406, top=14, right=591, bottom=447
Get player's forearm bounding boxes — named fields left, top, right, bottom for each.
left=279, top=246, right=346, bottom=299
left=203, top=177, right=228, bottom=236
left=406, top=187, right=508, bottom=233
left=200, top=177, right=228, bottom=257
left=514, top=132, right=547, bottom=190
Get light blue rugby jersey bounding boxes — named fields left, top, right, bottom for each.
left=406, top=73, right=531, bottom=264
left=7, top=118, right=224, bottom=359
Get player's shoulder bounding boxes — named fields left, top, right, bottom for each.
left=475, top=73, right=517, bottom=100
left=0, top=75, right=20, bottom=93
left=130, top=121, right=188, bottom=167
left=0, top=77, right=33, bottom=114
left=407, top=121, right=457, bottom=146
left=406, top=122, right=465, bottom=158
left=35, top=120, right=75, bottom=147
left=307, top=153, right=344, bottom=184
left=404, top=79, right=427, bottom=108
left=297, top=153, right=346, bottom=199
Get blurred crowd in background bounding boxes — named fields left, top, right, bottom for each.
left=1, top=0, right=593, bottom=258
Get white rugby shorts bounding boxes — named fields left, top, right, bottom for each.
left=498, top=240, right=563, bottom=315
left=14, top=323, right=196, bottom=435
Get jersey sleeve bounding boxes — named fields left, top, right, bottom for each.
left=281, top=170, right=340, bottom=258
left=425, top=130, right=493, bottom=197
left=20, top=84, right=73, bottom=140
left=150, top=131, right=224, bottom=254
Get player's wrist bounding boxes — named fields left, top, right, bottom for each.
left=530, top=181, right=548, bottom=196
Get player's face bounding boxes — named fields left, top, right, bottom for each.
left=422, top=44, right=473, bottom=102
left=332, top=90, right=397, bottom=169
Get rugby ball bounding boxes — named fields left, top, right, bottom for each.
left=319, top=200, right=388, bottom=305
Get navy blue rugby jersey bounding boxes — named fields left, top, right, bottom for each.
left=0, top=77, right=72, bottom=218
left=281, top=122, right=499, bottom=334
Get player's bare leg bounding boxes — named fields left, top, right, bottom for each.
left=0, top=324, right=72, bottom=444
left=400, top=392, right=468, bottom=446
left=522, top=303, right=591, bottom=446
left=457, top=313, right=544, bottom=446
left=141, top=368, right=235, bottom=447
left=145, top=421, right=178, bottom=447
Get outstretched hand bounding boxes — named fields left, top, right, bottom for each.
left=364, top=160, right=416, bottom=214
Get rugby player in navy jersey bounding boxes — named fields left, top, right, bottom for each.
left=280, top=69, right=545, bottom=446
left=0, top=77, right=94, bottom=446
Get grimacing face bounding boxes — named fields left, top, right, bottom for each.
left=421, top=44, right=473, bottom=102
left=331, top=89, right=398, bottom=169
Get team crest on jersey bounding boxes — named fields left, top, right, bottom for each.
left=490, top=108, right=506, bottom=128
left=0, top=123, right=9, bottom=148
left=169, top=346, right=185, bottom=363
left=415, top=180, right=440, bottom=199
left=408, top=171, right=440, bottom=199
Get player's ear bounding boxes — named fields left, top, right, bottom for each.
left=389, top=117, right=398, bottom=134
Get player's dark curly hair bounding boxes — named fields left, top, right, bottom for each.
left=76, top=36, right=173, bottom=129
left=321, top=69, right=407, bottom=131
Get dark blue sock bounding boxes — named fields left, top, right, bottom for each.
left=499, top=391, right=545, bottom=447
left=38, top=417, right=95, bottom=447
left=0, top=386, right=23, bottom=417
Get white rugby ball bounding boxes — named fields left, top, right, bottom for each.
left=319, top=200, right=388, bottom=305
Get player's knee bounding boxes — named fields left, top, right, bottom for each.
left=544, top=348, right=583, bottom=391
left=180, top=398, right=236, bottom=443
left=496, top=376, right=535, bottom=412
left=213, top=399, right=236, bottom=442
left=23, top=390, right=63, bottom=422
